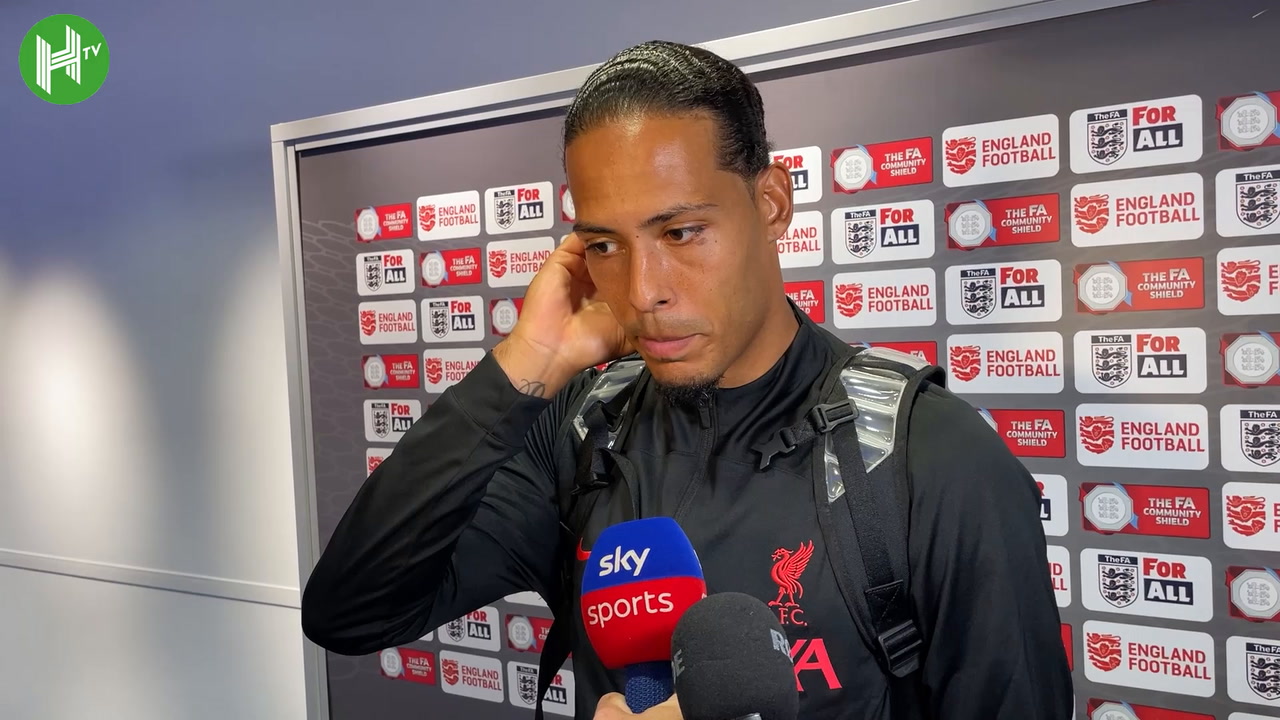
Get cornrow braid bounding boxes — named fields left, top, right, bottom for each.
left=563, top=40, right=772, bottom=184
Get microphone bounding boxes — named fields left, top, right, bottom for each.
left=580, top=517, right=706, bottom=713
left=671, top=592, right=799, bottom=720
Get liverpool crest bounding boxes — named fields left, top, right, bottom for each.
left=1242, top=414, right=1280, bottom=467
left=363, top=256, right=383, bottom=292
left=843, top=215, right=877, bottom=258
left=1247, top=642, right=1280, bottom=701
left=1091, top=340, right=1132, bottom=389
left=1098, top=558, right=1139, bottom=609
left=1237, top=178, right=1279, bottom=230
left=495, top=193, right=516, bottom=229
left=960, top=274, right=997, bottom=319
left=1087, top=116, right=1128, bottom=165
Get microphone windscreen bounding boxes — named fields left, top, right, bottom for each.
left=671, top=592, right=799, bottom=720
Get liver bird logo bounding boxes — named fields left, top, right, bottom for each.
left=769, top=540, right=815, bottom=608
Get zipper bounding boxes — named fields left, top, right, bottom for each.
left=672, top=393, right=717, bottom=522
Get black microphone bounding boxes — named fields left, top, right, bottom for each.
left=670, top=592, right=798, bottom=720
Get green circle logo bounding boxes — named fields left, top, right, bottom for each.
left=19, top=14, right=110, bottom=105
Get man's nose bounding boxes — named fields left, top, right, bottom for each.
left=626, top=243, right=673, bottom=313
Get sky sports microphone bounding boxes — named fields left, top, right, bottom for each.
left=580, top=517, right=706, bottom=714
left=671, top=592, right=799, bottom=720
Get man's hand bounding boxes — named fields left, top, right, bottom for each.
left=593, top=693, right=682, bottom=720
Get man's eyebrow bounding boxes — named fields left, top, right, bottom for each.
left=572, top=203, right=718, bottom=236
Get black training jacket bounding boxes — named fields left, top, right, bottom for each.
left=301, top=305, right=1074, bottom=719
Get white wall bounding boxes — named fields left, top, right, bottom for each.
left=0, top=0, right=890, bottom=717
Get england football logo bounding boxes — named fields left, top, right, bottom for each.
left=429, top=301, right=450, bottom=339
left=446, top=619, right=466, bottom=642
left=1242, top=415, right=1280, bottom=467
left=363, top=255, right=383, bottom=292
left=961, top=273, right=996, bottom=319
left=1097, top=558, right=1138, bottom=609
left=843, top=214, right=876, bottom=258
left=1087, top=115, right=1128, bottom=166
left=1237, top=177, right=1279, bottom=230
left=371, top=403, right=390, bottom=438
left=1091, top=340, right=1132, bottom=389
left=494, top=192, right=516, bottom=229
left=517, top=666, right=539, bottom=705
left=1247, top=642, right=1280, bottom=701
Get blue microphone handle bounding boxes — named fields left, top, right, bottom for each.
left=624, top=661, right=674, bottom=713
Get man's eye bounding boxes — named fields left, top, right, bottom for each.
left=667, top=226, right=705, bottom=243
left=586, top=240, right=618, bottom=255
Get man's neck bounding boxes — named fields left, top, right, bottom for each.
left=717, top=295, right=801, bottom=389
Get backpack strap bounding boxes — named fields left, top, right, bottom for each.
left=534, top=356, right=646, bottom=720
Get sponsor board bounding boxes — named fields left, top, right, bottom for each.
left=1063, top=624, right=1074, bottom=671
left=773, top=146, right=823, bottom=204
left=1218, top=90, right=1280, bottom=151
left=1223, top=483, right=1280, bottom=552
left=945, top=259, right=1063, bottom=325
left=490, top=297, right=524, bottom=337
left=363, top=399, right=422, bottom=443
left=379, top=647, right=437, bottom=685
left=852, top=341, right=938, bottom=366
left=505, top=614, right=554, bottom=653
left=504, top=591, right=549, bottom=608
left=422, top=348, right=486, bottom=394
left=1048, top=545, right=1072, bottom=607
left=977, top=408, right=1066, bottom=458
left=1080, top=483, right=1211, bottom=540
left=1070, top=173, right=1204, bottom=247
left=830, top=137, right=933, bottom=193
left=1037, top=474, right=1068, bottom=537
left=362, top=354, right=419, bottom=389
left=1076, top=404, right=1209, bottom=470
left=1221, top=405, right=1280, bottom=473
left=1070, top=95, right=1203, bottom=173
left=416, top=190, right=482, bottom=241
left=357, top=249, right=415, bottom=296
left=830, top=200, right=934, bottom=264
left=507, top=662, right=574, bottom=716
left=421, top=296, right=485, bottom=343
left=777, top=210, right=824, bottom=268
left=945, top=193, right=1060, bottom=250
left=1073, top=328, right=1207, bottom=394
left=1074, top=257, right=1204, bottom=315
left=560, top=184, right=575, bottom=222
left=438, top=606, right=501, bottom=652
left=438, top=650, right=504, bottom=702
left=1080, top=549, right=1213, bottom=622
left=487, top=237, right=555, bottom=288
left=485, top=182, right=553, bottom=234
left=366, top=448, right=389, bottom=477
left=421, top=248, right=484, bottom=288
left=1221, top=332, right=1280, bottom=387
left=356, top=203, right=414, bottom=242
left=1085, top=699, right=1214, bottom=720
left=946, top=331, right=1064, bottom=394
left=1226, top=566, right=1280, bottom=623
left=1227, top=637, right=1280, bottom=708
left=1082, top=620, right=1215, bottom=697
left=1219, top=245, right=1280, bottom=316
left=358, top=299, right=418, bottom=345
left=831, top=267, right=937, bottom=329
left=942, top=114, right=1060, bottom=187
left=1215, top=165, right=1280, bottom=237
left=784, top=280, right=825, bottom=323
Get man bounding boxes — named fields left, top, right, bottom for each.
left=301, top=40, right=1072, bottom=719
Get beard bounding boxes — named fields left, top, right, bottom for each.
left=652, top=373, right=720, bottom=410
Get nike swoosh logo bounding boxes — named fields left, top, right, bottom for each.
left=576, top=539, right=591, bottom=562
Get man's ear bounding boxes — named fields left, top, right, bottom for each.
left=755, top=162, right=795, bottom=244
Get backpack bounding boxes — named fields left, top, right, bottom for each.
left=533, top=342, right=947, bottom=719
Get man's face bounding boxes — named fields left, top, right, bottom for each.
left=564, top=113, right=793, bottom=389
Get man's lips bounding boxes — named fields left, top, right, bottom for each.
left=636, top=335, right=696, bottom=359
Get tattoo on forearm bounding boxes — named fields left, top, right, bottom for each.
left=516, top=379, right=548, bottom=398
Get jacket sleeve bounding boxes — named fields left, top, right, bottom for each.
left=300, top=351, right=594, bottom=656
left=904, top=385, right=1074, bottom=719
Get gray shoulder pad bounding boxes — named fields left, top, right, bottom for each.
left=823, top=349, right=919, bottom=503
left=571, top=358, right=645, bottom=446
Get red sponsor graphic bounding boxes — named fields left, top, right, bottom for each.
left=1221, top=332, right=1280, bottom=387
left=785, top=280, right=825, bottom=323
left=400, top=649, right=437, bottom=685
left=1221, top=258, right=1266, bottom=302
left=852, top=341, right=938, bottom=366
left=425, top=356, right=444, bottom=386
left=355, top=203, right=414, bottom=242
left=1085, top=699, right=1213, bottom=720
left=421, top=248, right=483, bottom=288
left=489, top=297, right=525, bottom=337
left=1086, top=631, right=1123, bottom=671
left=1226, top=494, right=1270, bottom=537
left=1061, top=625, right=1073, bottom=671
left=944, top=137, right=976, bottom=176
left=1226, top=565, right=1280, bottom=622
left=1218, top=90, right=1280, bottom=151
left=1080, top=483, right=1211, bottom=539
left=1079, top=415, right=1115, bottom=454
left=363, top=354, right=420, bottom=389
left=1073, top=194, right=1110, bottom=234
left=945, top=193, right=1060, bottom=250
left=981, top=409, right=1066, bottom=458
left=949, top=344, right=980, bottom=382
left=769, top=541, right=814, bottom=628
left=360, top=309, right=377, bottom=337
left=505, top=614, right=555, bottom=652
left=830, top=137, right=933, bottom=193
left=489, top=249, right=508, bottom=279
left=368, top=455, right=383, bottom=475
left=1074, top=257, right=1205, bottom=314
left=790, top=638, right=841, bottom=691
left=835, top=283, right=863, bottom=317
left=441, top=657, right=459, bottom=686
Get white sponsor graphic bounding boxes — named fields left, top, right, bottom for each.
left=772, top=146, right=823, bottom=204
left=505, top=591, right=549, bottom=608
left=1076, top=404, right=1209, bottom=470
left=831, top=267, right=937, bottom=329
left=1216, top=165, right=1280, bottom=237
left=830, top=200, right=935, bottom=265
left=1082, top=620, right=1215, bottom=697
left=380, top=648, right=403, bottom=678
left=1070, top=95, right=1203, bottom=173
left=439, top=650, right=504, bottom=702
left=560, top=185, right=576, bottom=222
left=437, top=606, right=501, bottom=652
left=421, top=296, right=485, bottom=343
left=417, top=190, right=483, bottom=241
left=363, top=399, right=422, bottom=443
left=1048, top=545, right=1072, bottom=608
left=420, top=629, right=434, bottom=641
left=1223, top=482, right=1280, bottom=552
left=1222, top=405, right=1280, bottom=473
left=487, top=236, right=555, bottom=288
left=485, top=182, right=554, bottom=234
left=777, top=210, right=824, bottom=268
left=945, top=259, right=1062, bottom=325
left=1219, top=245, right=1280, bottom=316
left=1070, top=173, right=1205, bottom=247
left=358, top=299, right=418, bottom=345
left=356, top=249, right=415, bottom=296
left=508, top=662, right=575, bottom=716
left=945, top=331, right=1063, bottom=394
left=1081, top=549, right=1213, bottom=622
left=1036, top=474, right=1068, bottom=537
left=942, top=114, right=1060, bottom=187
left=422, top=348, right=485, bottom=394
left=1073, top=328, right=1207, bottom=394
left=366, top=447, right=390, bottom=477
left=1228, top=715, right=1280, bottom=720
left=1228, top=636, right=1280, bottom=708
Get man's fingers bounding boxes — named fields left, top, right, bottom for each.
left=594, top=692, right=632, bottom=718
